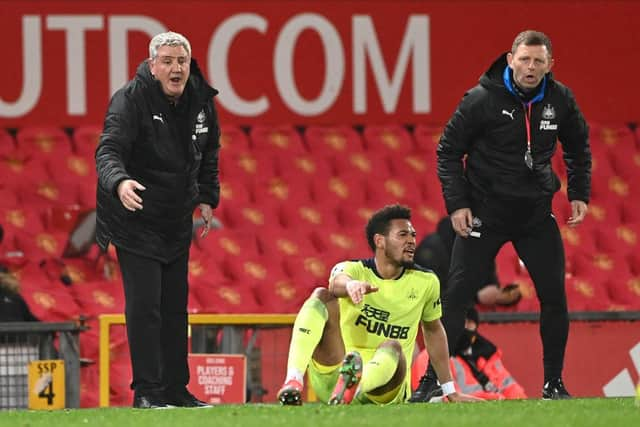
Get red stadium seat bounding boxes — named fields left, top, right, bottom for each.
left=413, top=124, right=442, bottom=154
left=310, top=229, right=371, bottom=264
left=47, top=154, right=97, bottom=187
left=44, top=148, right=98, bottom=209
left=70, top=280, right=126, bottom=317
left=187, top=245, right=227, bottom=284
left=16, top=231, right=74, bottom=261
left=219, top=149, right=279, bottom=182
left=0, top=154, right=50, bottom=191
left=218, top=179, right=254, bottom=206
left=609, top=144, right=640, bottom=182
left=589, top=123, right=635, bottom=155
left=305, top=125, right=365, bottom=156
left=12, top=261, right=57, bottom=293
left=72, top=125, right=102, bottom=158
left=595, top=222, right=640, bottom=255
left=559, top=224, right=598, bottom=257
left=219, top=124, right=251, bottom=152
left=590, top=174, right=633, bottom=203
left=109, top=355, right=134, bottom=406
left=310, top=175, right=368, bottom=207
left=250, top=125, right=306, bottom=155
left=1, top=207, right=46, bottom=236
left=0, top=224, right=21, bottom=263
left=606, top=275, right=640, bottom=310
left=195, top=227, right=261, bottom=259
left=0, top=186, right=19, bottom=209
left=589, top=153, right=616, bottom=181
left=256, top=226, right=319, bottom=258
left=366, top=176, right=424, bottom=207
left=15, top=126, right=73, bottom=161
left=571, top=251, right=637, bottom=309
left=411, top=202, right=446, bottom=236
left=274, top=153, right=334, bottom=181
left=187, top=285, right=205, bottom=314
left=43, top=204, right=84, bottom=233
left=218, top=200, right=284, bottom=230
left=80, top=364, right=100, bottom=408
left=0, top=128, right=16, bottom=157
left=252, top=176, right=313, bottom=206
left=18, top=177, right=83, bottom=209
left=252, top=273, right=313, bottom=313
left=281, top=254, right=331, bottom=283
left=190, top=278, right=262, bottom=314
left=279, top=203, right=340, bottom=231
left=387, top=152, right=436, bottom=179
left=363, top=124, right=415, bottom=155
left=61, top=258, right=103, bottom=284
left=332, top=151, right=393, bottom=180
left=222, top=254, right=289, bottom=285
left=564, top=275, right=612, bottom=311
left=620, top=199, right=640, bottom=224
left=20, top=283, right=83, bottom=321
left=336, top=204, right=376, bottom=229
left=78, top=181, right=97, bottom=209
left=572, top=251, right=632, bottom=299
left=628, top=251, right=640, bottom=276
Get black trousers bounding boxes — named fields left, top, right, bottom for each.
left=440, top=197, right=569, bottom=382
left=116, top=247, right=190, bottom=394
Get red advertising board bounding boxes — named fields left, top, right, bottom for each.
left=481, top=320, right=640, bottom=398
left=1, top=1, right=639, bottom=127
left=244, top=320, right=640, bottom=403
left=188, top=354, right=246, bottom=404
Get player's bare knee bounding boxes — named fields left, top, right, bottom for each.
left=308, top=287, right=340, bottom=321
left=310, top=287, right=334, bottom=303
left=379, top=339, right=403, bottom=355
left=380, top=340, right=406, bottom=374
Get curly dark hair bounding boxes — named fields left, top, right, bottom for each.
left=365, top=204, right=411, bottom=252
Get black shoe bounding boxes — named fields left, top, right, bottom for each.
left=133, top=393, right=170, bottom=409
left=166, top=388, right=212, bottom=408
left=408, top=375, right=443, bottom=403
left=542, top=378, right=571, bottom=400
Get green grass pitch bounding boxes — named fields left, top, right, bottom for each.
left=1, top=398, right=638, bottom=427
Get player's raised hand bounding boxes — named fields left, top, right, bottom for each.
left=345, top=280, right=379, bottom=304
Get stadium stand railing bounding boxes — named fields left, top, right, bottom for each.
left=0, top=321, right=85, bottom=409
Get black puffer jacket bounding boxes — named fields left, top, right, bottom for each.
left=437, top=53, right=591, bottom=214
left=96, top=59, right=220, bottom=262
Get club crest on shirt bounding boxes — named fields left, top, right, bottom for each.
left=542, top=104, right=556, bottom=120
left=194, top=109, right=209, bottom=135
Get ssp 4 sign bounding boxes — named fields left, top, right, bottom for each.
left=28, top=360, right=65, bottom=409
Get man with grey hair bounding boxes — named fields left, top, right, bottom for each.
left=411, top=30, right=591, bottom=402
left=96, top=31, right=220, bottom=408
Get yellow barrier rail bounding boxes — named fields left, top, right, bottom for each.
left=98, top=313, right=296, bottom=407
